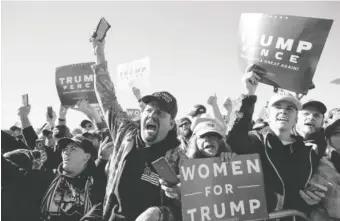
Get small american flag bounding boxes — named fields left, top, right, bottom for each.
left=141, top=166, right=160, bottom=186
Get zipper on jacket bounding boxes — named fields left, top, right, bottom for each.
left=264, top=137, right=286, bottom=210
left=304, top=149, right=313, bottom=188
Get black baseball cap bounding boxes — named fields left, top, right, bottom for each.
left=58, top=135, right=96, bottom=157
left=141, top=91, right=178, bottom=119
left=10, top=126, right=21, bottom=132
left=43, top=129, right=53, bottom=137
left=80, top=119, right=93, bottom=128
left=188, top=104, right=206, bottom=117
left=302, top=100, right=327, bottom=115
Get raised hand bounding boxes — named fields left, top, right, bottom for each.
left=90, top=35, right=105, bottom=56
left=220, top=152, right=237, bottom=164
left=132, top=86, right=142, bottom=100
left=207, top=94, right=218, bottom=107
left=98, top=136, right=114, bottom=161
left=18, top=105, right=31, bottom=118
left=59, top=104, right=68, bottom=119
left=72, top=100, right=96, bottom=117
left=223, top=97, right=232, bottom=112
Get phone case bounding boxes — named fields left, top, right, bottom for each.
left=47, top=107, right=53, bottom=118
left=152, top=157, right=179, bottom=185
left=93, top=18, right=111, bottom=42
left=22, top=94, right=29, bottom=106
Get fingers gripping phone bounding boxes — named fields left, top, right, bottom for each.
left=22, top=94, right=29, bottom=106
left=152, top=157, right=180, bottom=186
left=92, top=18, right=111, bottom=42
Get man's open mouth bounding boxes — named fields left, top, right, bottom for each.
left=146, top=121, right=158, bottom=132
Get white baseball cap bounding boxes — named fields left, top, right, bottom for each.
left=192, top=114, right=226, bottom=137
left=268, top=91, right=302, bottom=110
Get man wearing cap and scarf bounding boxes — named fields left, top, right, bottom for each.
left=227, top=67, right=326, bottom=217
left=293, top=100, right=328, bottom=158
left=91, top=38, right=180, bottom=221
left=2, top=135, right=105, bottom=221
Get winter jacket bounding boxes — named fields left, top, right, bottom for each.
left=92, top=61, right=181, bottom=221
left=292, top=126, right=327, bottom=159
left=226, top=95, right=321, bottom=215
left=1, top=130, right=30, bottom=154
left=22, top=126, right=38, bottom=150
left=309, top=157, right=340, bottom=220
left=1, top=156, right=106, bottom=221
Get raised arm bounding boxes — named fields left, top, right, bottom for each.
left=207, top=94, right=226, bottom=129
left=223, top=97, right=232, bottom=124
left=226, top=69, right=262, bottom=154
left=18, top=105, right=36, bottom=149
left=57, top=104, right=68, bottom=126
left=90, top=38, right=128, bottom=140
left=132, top=86, right=146, bottom=110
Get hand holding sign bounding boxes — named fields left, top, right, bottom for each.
left=242, top=65, right=262, bottom=95
left=238, top=13, right=333, bottom=94
left=223, top=97, right=233, bottom=114
left=220, top=152, right=237, bottom=164
left=72, top=100, right=97, bottom=119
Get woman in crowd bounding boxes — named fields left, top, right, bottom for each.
left=157, top=114, right=236, bottom=221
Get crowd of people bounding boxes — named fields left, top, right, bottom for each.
left=2, top=36, right=340, bottom=221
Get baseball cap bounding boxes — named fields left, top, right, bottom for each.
left=141, top=91, right=178, bottom=119
left=80, top=119, right=93, bottom=128
left=43, top=129, right=52, bottom=137
left=192, top=114, right=225, bottom=137
left=268, top=91, right=302, bottom=110
left=188, top=104, right=207, bottom=117
left=325, top=108, right=340, bottom=138
left=179, top=117, right=192, bottom=127
left=58, top=134, right=96, bottom=157
left=53, top=125, right=71, bottom=139
left=302, top=100, right=327, bottom=114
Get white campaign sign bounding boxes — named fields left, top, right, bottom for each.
left=117, top=57, right=150, bottom=90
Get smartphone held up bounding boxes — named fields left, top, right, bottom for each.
left=152, top=157, right=180, bottom=186
left=22, top=94, right=29, bottom=107
left=91, top=17, right=111, bottom=42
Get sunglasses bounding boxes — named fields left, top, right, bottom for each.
left=85, top=124, right=93, bottom=129
left=179, top=122, right=190, bottom=128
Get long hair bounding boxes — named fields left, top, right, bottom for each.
left=186, top=133, right=232, bottom=159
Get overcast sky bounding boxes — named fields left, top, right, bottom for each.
left=2, top=1, right=340, bottom=129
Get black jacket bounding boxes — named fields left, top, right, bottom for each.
left=2, top=156, right=106, bottom=221
left=227, top=95, right=321, bottom=214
